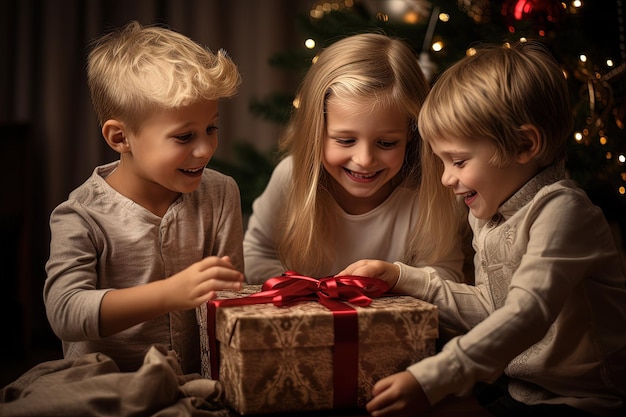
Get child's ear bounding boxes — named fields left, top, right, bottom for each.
left=102, top=120, right=130, bottom=154
left=516, top=124, right=542, bottom=164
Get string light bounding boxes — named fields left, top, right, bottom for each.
left=404, top=11, right=419, bottom=24
left=376, top=12, right=389, bottom=22
left=309, top=0, right=354, bottom=19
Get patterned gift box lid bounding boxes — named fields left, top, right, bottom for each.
left=210, top=285, right=438, bottom=350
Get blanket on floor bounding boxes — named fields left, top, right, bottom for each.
left=0, top=345, right=230, bottom=417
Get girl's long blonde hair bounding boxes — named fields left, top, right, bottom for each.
left=277, top=33, right=463, bottom=275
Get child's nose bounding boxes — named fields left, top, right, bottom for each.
left=194, top=135, right=217, bottom=159
left=441, top=167, right=457, bottom=188
left=354, top=145, right=376, bottom=168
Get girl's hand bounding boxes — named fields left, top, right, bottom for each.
left=165, top=255, right=243, bottom=310
left=366, top=371, right=431, bottom=417
left=336, top=259, right=400, bottom=289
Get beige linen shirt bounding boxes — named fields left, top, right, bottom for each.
left=395, top=163, right=626, bottom=416
left=44, top=162, right=244, bottom=374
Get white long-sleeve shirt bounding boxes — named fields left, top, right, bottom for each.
left=44, top=162, right=244, bottom=373
left=243, top=156, right=466, bottom=282
left=395, top=163, right=626, bottom=416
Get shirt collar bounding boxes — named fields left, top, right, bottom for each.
left=496, top=161, right=566, bottom=220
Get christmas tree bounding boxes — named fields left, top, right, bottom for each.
left=211, top=0, right=626, bottom=237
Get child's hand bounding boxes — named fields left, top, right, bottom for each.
left=99, top=256, right=243, bottom=337
left=166, top=256, right=243, bottom=310
left=366, top=371, right=431, bottom=417
left=336, top=260, right=400, bottom=289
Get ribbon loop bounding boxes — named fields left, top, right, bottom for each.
left=260, top=271, right=390, bottom=308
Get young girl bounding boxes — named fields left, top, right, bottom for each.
left=44, top=22, right=244, bottom=374
left=243, top=33, right=469, bottom=283
left=340, top=41, right=626, bottom=417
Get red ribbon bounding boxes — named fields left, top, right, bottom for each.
left=207, top=271, right=389, bottom=409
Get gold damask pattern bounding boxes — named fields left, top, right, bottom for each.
left=198, top=285, right=438, bottom=415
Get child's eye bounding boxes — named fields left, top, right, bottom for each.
left=378, top=140, right=398, bottom=149
left=333, top=138, right=355, bottom=146
left=174, top=133, right=193, bottom=143
left=206, top=125, right=219, bottom=135
left=452, top=160, right=466, bottom=167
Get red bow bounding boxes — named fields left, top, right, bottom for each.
left=221, top=270, right=389, bottom=308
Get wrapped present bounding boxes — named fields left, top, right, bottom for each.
left=197, top=273, right=438, bottom=415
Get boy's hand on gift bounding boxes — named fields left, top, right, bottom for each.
left=336, top=260, right=400, bottom=289
left=99, top=256, right=243, bottom=337
left=166, top=256, right=243, bottom=310
left=366, top=371, right=431, bottom=417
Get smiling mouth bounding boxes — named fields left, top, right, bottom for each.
left=180, top=166, right=205, bottom=176
left=462, top=190, right=477, bottom=204
left=344, top=168, right=381, bottom=180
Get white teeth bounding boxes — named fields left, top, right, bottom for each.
left=182, top=167, right=202, bottom=173
left=350, top=170, right=376, bottom=179
left=465, top=191, right=477, bottom=198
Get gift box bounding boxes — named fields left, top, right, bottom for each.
left=197, top=275, right=438, bottom=415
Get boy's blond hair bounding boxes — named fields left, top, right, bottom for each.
left=277, top=32, right=463, bottom=275
left=419, top=41, right=573, bottom=168
left=87, top=21, right=241, bottom=133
